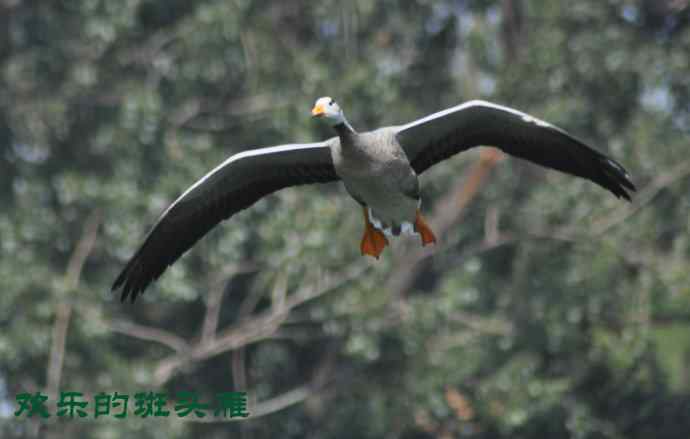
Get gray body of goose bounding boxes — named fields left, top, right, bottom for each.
left=112, top=97, right=636, bottom=302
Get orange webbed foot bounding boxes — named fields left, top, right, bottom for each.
left=370, top=228, right=388, bottom=258
left=414, top=210, right=437, bottom=246
left=361, top=226, right=389, bottom=259
left=360, top=208, right=389, bottom=259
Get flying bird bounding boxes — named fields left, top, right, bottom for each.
left=112, top=98, right=636, bottom=302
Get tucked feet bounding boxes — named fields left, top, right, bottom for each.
left=360, top=207, right=389, bottom=259
left=360, top=227, right=388, bottom=259
left=414, top=209, right=437, bottom=246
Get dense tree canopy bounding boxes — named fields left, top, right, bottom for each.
left=2, top=1, right=690, bottom=438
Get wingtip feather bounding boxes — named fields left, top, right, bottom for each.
left=599, top=156, right=636, bottom=202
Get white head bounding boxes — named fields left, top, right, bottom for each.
left=311, top=96, right=345, bottom=126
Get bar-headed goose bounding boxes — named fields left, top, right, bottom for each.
left=113, top=97, right=636, bottom=302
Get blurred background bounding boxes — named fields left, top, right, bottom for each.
left=1, top=0, right=690, bottom=437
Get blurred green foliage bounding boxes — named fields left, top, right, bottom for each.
left=2, top=0, right=690, bottom=437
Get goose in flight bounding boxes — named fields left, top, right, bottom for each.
left=112, top=98, right=636, bottom=302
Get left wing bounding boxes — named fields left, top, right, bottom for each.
left=395, top=100, right=636, bottom=200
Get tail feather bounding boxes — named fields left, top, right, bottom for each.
left=367, top=208, right=418, bottom=238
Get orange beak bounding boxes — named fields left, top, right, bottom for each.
left=311, top=104, right=325, bottom=118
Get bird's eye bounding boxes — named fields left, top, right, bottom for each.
left=329, top=100, right=334, bottom=106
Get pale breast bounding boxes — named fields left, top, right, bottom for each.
left=331, top=129, right=419, bottom=225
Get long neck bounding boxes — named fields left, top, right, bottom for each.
left=333, top=118, right=356, bottom=141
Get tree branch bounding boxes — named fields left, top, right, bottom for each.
left=108, top=319, right=190, bottom=354
left=178, top=340, right=341, bottom=422
left=591, top=158, right=690, bottom=235
left=385, top=148, right=504, bottom=297
left=46, top=210, right=102, bottom=400
left=153, top=263, right=370, bottom=385
left=201, top=262, right=259, bottom=345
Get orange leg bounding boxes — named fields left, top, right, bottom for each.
left=414, top=209, right=437, bottom=246
left=360, top=207, right=389, bottom=259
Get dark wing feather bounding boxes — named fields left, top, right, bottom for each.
left=112, top=140, right=339, bottom=302
left=395, top=100, right=636, bottom=200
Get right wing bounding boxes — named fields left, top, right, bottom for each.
left=112, top=140, right=339, bottom=302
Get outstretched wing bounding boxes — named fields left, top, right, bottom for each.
left=112, top=140, right=339, bottom=302
left=395, top=100, right=635, bottom=200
